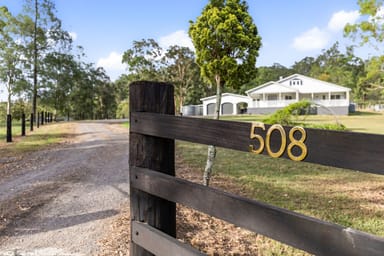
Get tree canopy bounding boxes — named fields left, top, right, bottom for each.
left=344, top=0, right=384, bottom=50
left=0, top=0, right=114, bottom=122
left=189, top=0, right=261, bottom=90
left=189, top=0, right=261, bottom=186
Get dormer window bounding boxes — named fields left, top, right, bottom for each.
left=289, top=78, right=303, bottom=86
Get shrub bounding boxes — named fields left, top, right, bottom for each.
left=263, top=100, right=311, bottom=125
left=263, top=100, right=347, bottom=131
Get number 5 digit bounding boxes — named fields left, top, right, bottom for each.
left=249, top=122, right=265, bottom=154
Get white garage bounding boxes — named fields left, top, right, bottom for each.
left=201, top=93, right=252, bottom=116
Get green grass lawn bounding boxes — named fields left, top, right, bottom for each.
left=0, top=120, right=23, bottom=141
left=122, top=121, right=129, bottom=128
left=177, top=111, right=384, bottom=255
left=0, top=122, right=74, bottom=153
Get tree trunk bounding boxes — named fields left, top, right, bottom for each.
left=179, top=90, right=184, bottom=115
left=6, top=114, right=12, bottom=143
left=32, top=0, right=38, bottom=123
left=6, top=73, right=12, bottom=115
left=203, top=74, right=222, bottom=186
left=6, top=91, right=11, bottom=115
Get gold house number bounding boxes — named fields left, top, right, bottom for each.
left=249, top=122, right=308, bottom=161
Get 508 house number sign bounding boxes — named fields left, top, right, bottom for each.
left=249, top=122, right=308, bottom=161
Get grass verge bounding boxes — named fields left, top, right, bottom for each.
left=177, top=141, right=384, bottom=255
left=0, top=121, right=22, bottom=141
left=177, top=112, right=384, bottom=255
left=0, top=122, right=75, bottom=154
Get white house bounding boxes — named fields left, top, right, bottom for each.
left=200, top=74, right=351, bottom=116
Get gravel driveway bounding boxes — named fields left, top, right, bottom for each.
left=0, top=121, right=129, bottom=256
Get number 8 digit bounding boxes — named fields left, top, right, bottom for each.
left=287, top=126, right=308, bottom=161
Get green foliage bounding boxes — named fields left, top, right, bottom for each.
left=164, top=45, right=202, bottom=112
left=18, top=0, right=73, bottom=118
left=263, top=100, right=347, bottom=131
left=0, top=6, right=25, bottom=114
left=291, top=42, right=365, bottom=96
left=189, top=0, right=262, bottom=89
left=114, top=74, right=132, bottom=103
left=240, top=63, right=295, bottom=94
left=344, top=0, right=384, bottom=49
left=116, top=100, right=129, bottom=119
left=264, top=100, right=311, bottom=126
left=355, top=55, right=384, bottom=103
left=94, top=73, right=117, bottom=119
left=122, top=39, right=163, bottom=81
left=305, top=123, right=347, bottom=131
left=11, top=99, right=29, bottom=120
left=121, top=39, right=209, bottom=112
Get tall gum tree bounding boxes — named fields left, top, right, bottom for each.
left=344, top=0, right=384, bottom=103
left=18, top=0, right=72, bottom=122
left=0, top=6, right=23, bottom=116
left=164, top=45, right=201, bottom=114
left=189, top=0, right=261, bottom=186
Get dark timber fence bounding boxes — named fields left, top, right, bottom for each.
left=30, top=113, right=34, bottom=131
left=129, top=81, right=384, bottom=256
left=21, top=113, right=26, bottom=136
left=3, top=111, right=54, bottom=142
left=6, top=114, right=12, bottom=143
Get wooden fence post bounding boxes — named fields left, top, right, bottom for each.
left=6, top=114, right=12, bottom=143
left=21, top=113, right=26, bottom=136
left=30, top=113, right=34, bottom=131
left=129, top=81, right=176, bottom=256
left=41, top=111, right=44, bottom=125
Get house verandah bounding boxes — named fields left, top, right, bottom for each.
left=198, top=74, right=351, bottom=116
left=245, top=74, right=351, bottom=115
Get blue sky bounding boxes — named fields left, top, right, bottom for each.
left=0, top=0, right=377, bottom=84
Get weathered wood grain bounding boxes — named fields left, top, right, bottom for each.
left=129, top=81, right=176, bottom=256
left=131, top=166, right=384, bottom=256
left=132, top=221, right=206, bottom=256
left=130, top=112, right=384, bottom=175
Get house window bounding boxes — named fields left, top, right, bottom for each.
left=289, top=79, right=303, bottom=86
left=285, top=95, right=293, bottom=100
left=322, top=95, right=326, bottom=100
left=331, top=95, right=341, bottom=100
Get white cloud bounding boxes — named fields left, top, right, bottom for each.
left=69, top=31, right=78, bottom=41
left=328, top=10, right=360, bottom=32
left=97, top=51, right=125, bottom=81
left=97, top=51, right=125, bottom=71
left=159, top=30, right=195, bottom=50
left=292, top=27, right=330, bottom=51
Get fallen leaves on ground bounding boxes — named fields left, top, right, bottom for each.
left=97, top=155, right=260, bottom=255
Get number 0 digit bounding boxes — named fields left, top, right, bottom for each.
left=266, top=124, right=286, bottom=158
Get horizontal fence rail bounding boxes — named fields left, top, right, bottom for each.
left=131, top=166, right=384, bottom=256
left=131, top=111, right=384, bottom=175
left=132, top=221, right=205, bottom=256
left=129, top=82, right=384, bottom=256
